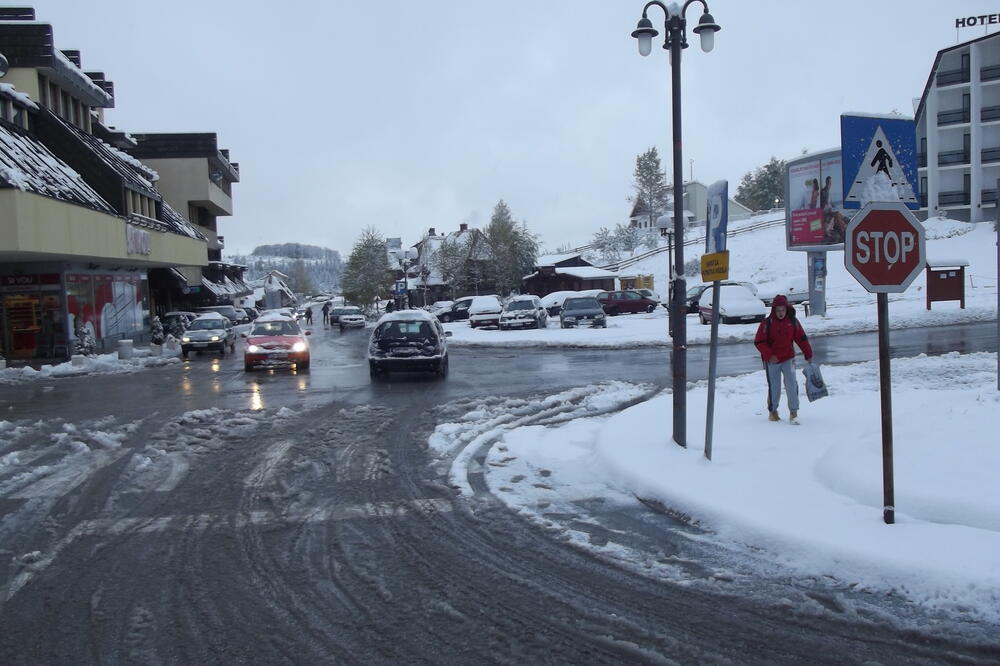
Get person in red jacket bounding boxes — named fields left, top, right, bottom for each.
left=754, top=294, right=813, bottom=423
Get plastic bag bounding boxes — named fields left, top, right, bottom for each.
left=802, top=362, right=828, bottom=402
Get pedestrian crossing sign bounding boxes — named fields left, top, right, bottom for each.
left=840, top=114, right=919, bottom=210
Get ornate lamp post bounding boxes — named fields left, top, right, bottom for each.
left=632, top=1, right=720, bottom=448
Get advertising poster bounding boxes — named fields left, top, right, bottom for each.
left=786, top=151, right=850, bottom=250
left=67, top=273, right=145, bottom=342
left=705, top=180, right=729, bottom=254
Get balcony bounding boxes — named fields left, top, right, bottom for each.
left=983, top=147, right=1000, bottom=164
left=982, top=105, right=1000, bottom=122
left=936, top=68, right=970, bottom=86
left=983, top=189, right=997, bottom=204
left=918, top=152, right=927, bottom=168
left=920, top=193, right=928, bottom=207
left=939, top=190, right=970, bottom=206
left=938, top=149, right=970, bottom=166
left=982, top=64, right=1000, bottom=82
left=938, top=109, right=970, bottom=125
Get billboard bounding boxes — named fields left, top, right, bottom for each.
left=785, top=149, right=851, bottom=251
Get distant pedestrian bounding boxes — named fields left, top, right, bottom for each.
left=321, top=301, right=331, bottom=326
left=386, top=299, right=395, bottom=313
left=754, top=295, right=813, bottom=424
left=304, top=307, right=313, bottom=325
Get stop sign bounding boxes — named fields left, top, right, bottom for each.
left=844, top=201, right=926, bottom=293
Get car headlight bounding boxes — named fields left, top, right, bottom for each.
left=181, top=336, right=191, bottom=343
left=596, top=314, right=606, bottom=320
left=210, top=335, right=220, bottom=341
left=247, top=344, right=260, bottom=353
left=292, top=341, right=307, bottom=352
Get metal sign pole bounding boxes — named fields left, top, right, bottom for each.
left=704, top=281, right=721, bottom=460
left=877, top=292, right=895, bottom=524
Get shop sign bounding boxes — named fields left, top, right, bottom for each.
left=955, top=14, right=1000, bottom=28
left=126, top=224, right=152, bottom=256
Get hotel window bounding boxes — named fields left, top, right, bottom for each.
left=60, top=91, right=71, bottom=121
left=37, top=74, right=48, bottom=107
left=48, top=83, right=60, bottom=114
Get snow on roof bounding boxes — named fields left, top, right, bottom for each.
left=0, top=123, right=116, bottom=213
left=256, top=311, right=294, bottom=322
left=56, top=116, right=159, bottom=194
left=375, top=309, right=437, bottom=325
left=554, top=266, right=618, bottom=279
left=535, top=252, right=582, bottom=266
left=52, top=49, right=113, bottom=107
left=160, top=200, right=207, bottom=241
left=0, top=83, right=39, bottom=110
left=192, top=312, right=227, bottom=321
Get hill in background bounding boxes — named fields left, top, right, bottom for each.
left=227, top=243, right=343, bottom=293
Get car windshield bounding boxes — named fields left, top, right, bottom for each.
left=505, top=300, right=533, bottom=310
left=564, top=298, right=599, bottom=310
left=334, top=307, right=361, bottom=315
left=375, top=320, right=437, bottom=341
left=252, top=320, right=301, bottom=336
left=189, top=318, right=226, bottom=331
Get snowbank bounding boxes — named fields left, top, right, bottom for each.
left=0, top=349, right=181, bottom=385
left=476, top=352, right=1000, bottom=620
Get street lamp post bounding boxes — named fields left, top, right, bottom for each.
left=632, top=0, right=720, bottom=448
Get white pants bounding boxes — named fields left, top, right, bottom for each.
left=765, top=359, right=799, bottom=413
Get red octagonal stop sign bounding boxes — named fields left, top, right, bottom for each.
left=844, top=201, right=926, bottom=293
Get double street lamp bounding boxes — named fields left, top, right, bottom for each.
left=631, top=1, right=720, bottom=448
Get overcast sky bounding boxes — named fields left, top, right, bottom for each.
left=25, top=0, right=1000, bottom=255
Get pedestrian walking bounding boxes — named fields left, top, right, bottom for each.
left=754, top=294, right=813, bottom=424
left=321, top=301, right=331, bottom=326
left=304, top=307, right=313, bottom=325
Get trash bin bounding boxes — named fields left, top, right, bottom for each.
left=117, top=338, right=134, bottom=360
left=925, top=260, right=968, bottom=310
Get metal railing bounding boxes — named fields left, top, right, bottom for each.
left=938, top=149, right=970, bottom=165
left=982, top=105, right=1000, bottom=122
left=939, top=190, right=970, bottom=206
left=938, top=109, right=970, bottom=125
left=982, top=64, right=1000, bottom=82
left=983, top=147, right=1000, bottom=163
left=936, top=68, right=970, bottom=86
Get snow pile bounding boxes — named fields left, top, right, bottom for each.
left=860, top=171, right=899, bottom=204
left=478, top=353, right=1000, bottom=620
left=0, top=350, right=181, bottom=385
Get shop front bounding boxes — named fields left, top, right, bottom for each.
left=0, top=270, right=67, bottom=362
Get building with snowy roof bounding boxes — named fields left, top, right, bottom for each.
left=0, top=7, right=240, bottom=363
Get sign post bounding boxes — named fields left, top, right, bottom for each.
left=703, top=180, right=729, bottom=461
left=844, top=201, right=926, bottom=524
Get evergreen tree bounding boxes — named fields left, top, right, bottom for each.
left=735, top=157, right=787, bottom=211
left=591, top=226, right=620, bottom=264
left=341, top=227, right=390, bottom=308
left=632, top=147, right=669, bottom=228
left=150, top=316, right=165, bottom=345
left=484, top=200, right=538, bottom=296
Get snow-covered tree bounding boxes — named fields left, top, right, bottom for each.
left=590, top=226, right=620, bottom=264
left=341, top=227, right=390, bottom=307
left=433, top=235, right=472, bottom=299
left=150, top=316, right=165, bottom=345
left=631, top=147, right=669, bottom=229
left=483, top=200, right=538, bottom=296
left=614, top=223, right=644, bottom=255
left=73, top=325, right=96, bottom=356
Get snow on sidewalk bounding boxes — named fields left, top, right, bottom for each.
left=459, top=352, right=1000, bottom=620
left=0, top=349, right=181, bottom=385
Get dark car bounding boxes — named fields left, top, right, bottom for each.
left=181, top=314, right=237, bottom=358
left=559, top=297, right=607, bottom=328
left=435, top=296, right=474, bottom=323
left=368, top=311, right=452, bottom=378
left=596, top=290, right=659, bottom=315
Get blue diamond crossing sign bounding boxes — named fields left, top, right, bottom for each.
left=840, top=114, right=919, bottom=210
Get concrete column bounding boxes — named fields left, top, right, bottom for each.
left=970, top=43, right=984, bottom=222
left=926, top=76, right=940, bottom=216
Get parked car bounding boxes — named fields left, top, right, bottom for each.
left=196, top=305, right=248, bottom=325
left=684, top=281, right=758, bottom=314
left=181, top=314, right=237, bottom=358
left=243, top=313, right=311, bottom=371
left=596, top=290, right=660, bottom=315
left=330, top=306, right=363, bottom=325
left=539, top=290, right=579, bottom=317
left=758, top=279, right=809, bottom=306
left=468, top=295, right=503, bottom=329
left=338, top=308, right=366, bottom=331
left=258, top=307, right=296, bottom=320
left=428, top=300, right=454, bottom=316
left=367, top=310, right=451, bottom=378
left=499, top=295, right=548, bottom=330
left=435, top=297, right=474, bottom=323
left=635, top=288, right=667, bottom=308
left=559, top=296, right=607, bottom=329
left=162, top=311, right=197, bottom=336
left=698, top=283, right=767, bottom=325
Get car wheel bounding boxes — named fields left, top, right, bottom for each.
left=440, top=314, right=451, bottom=323
left=700, top=313, right=708, bottom=325
left=244, top=361, right=254, bottom=372
left=438, top=357, right=449, bottom=378
left=646, top=304, right=655, bottom=313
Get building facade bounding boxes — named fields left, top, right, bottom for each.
left=915, top=32, right=1000, bottom=222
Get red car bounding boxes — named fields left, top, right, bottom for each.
left=243, top=314, right=311, bottom=371
left=596, top=290, right=660, bottom=315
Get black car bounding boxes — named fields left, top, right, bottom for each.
left=367, top=312, right=452, bottom=378
left=559, top=296, right=607, bottom=328
left=435, top=297, right=473, bottom=323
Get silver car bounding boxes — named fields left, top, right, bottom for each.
left=181, top=314, right=237, bottom=358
